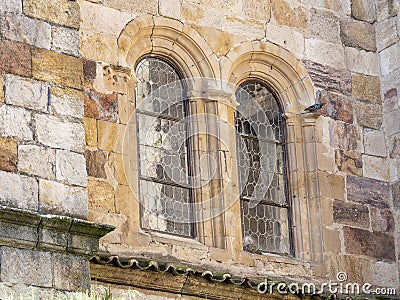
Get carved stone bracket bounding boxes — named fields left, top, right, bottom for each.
left=0, top=206, right=115, bottom=257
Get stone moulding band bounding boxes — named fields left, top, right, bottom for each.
left=0, top=206, right=115, bottom=257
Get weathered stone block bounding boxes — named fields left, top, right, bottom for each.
left=351, top=0, right=376, bottom=23
left=271, top=0, right=307, bottom=29
left=1, top=13, right=51, bottom=49
left=375, top=0, right=398, bottom=22
left=5, top=74, right=48, bottom=112
left=352, top=74, right=381, bottom=104
left=319, top=172, right=345, bottom=200
left=88, top=179, right=115, bottom=212
left=38, top=215, right=71, bottom=252
left=363, top=129, right=387, bottom=157
left=333, top=200, right=369, bottom=228
left=55, top=150, right=87, bottom=187
left=307, top=8, right=340, bottom=43
left=379, top=43, right=400, bottom=76
left=376, top=17, right=399, bottom=52
left=23, top=0, right=80, bottom=28
left=353, top=100, right=383, bottom=130
left=317, top=91, right=353, bottom=123
left=83, top=59, right=97, bottom=85
left=32, top=49, right=83, bottom=89
left=330, top=122, right=362, bottom=151
left=0, top=105, right=32, bottom=140
left=109, top=153, right=128, bottom=185
left=0, top=247, right=53, bottom=287
left=18, top=145, right=56, bottom=179
left=243, top=0, right=270, bottom=20
left=340, top=20, right=376, bottom=51
left=118, top=95, right=134, bottom=125
left=84, top=89, right=118, bottom=121
left=345, top=47, right=380, bottom=76
left=83, top=117, right=97, bottom=147
left=97, top=120, right=125, bottom=153
left=385, top=109, right=400, bottom=136
left=347, top=175, right=390, bottom=208
left=363, top=155, right=390, bottom=182
left=265, top=24, right=304, bottom=59
left=343, top=226, right=395, bottom=260
left=39, top=179, right=88, bottom=219
left=159, top=0, right=182, bottom=19
left=49, top=86, right=84, bottom=119
left=84, top=149, right=107, bottom=179
left=384, top=88, right=398, bottom=113
left=392, top=180, right=400, bottom=208
left=0, top=136, right=17, bottom=172
left=35, top=114, right=85, bottom=153
left=105, top=0, right=158, bottom=14
left=305, top=39, right=345, bottom=69
left=0, top=0, right=22, bottom=12
left=335, top=149, right=362, bottom=176
left=0, top=40, right=31, bottom=77
left=53, top=254, right=90, bottom=291
left=371, top=208, right=394, bottom=233
left=389, top=134, right=400, bottom=158
left=303, top=61, right=351, bottom=95
left=115, top=184, right=135, bottom=216
left=328, top=254, right=369, bottom=283
left=51, top=26, right=80, bottom=57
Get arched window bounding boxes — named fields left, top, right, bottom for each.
left=235, top=80, right=292, bottom=255
left=135, top=57, right=194, bottom=237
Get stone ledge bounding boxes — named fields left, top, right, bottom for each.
left=0, top=206, right=114, bottom=257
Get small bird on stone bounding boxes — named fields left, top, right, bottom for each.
left=304, top=103, right=324, bottom=112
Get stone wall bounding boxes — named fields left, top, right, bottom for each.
left=0, top=0, right=399, bottom=297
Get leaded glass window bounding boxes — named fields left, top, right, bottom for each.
left=135, top=57, right=193, bottom=237
left=235, top=81, right=292, bottom=255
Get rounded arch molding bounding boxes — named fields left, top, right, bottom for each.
left=224, top=41, right=315, bottom=113
left=118, top=15, right=218, bottom=79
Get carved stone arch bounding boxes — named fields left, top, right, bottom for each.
left=118, top=15, right=218, bottom=79
left=224, top=41, right=315, bottom=114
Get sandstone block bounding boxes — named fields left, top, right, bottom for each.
left=49, top=87, right=84, bottom=119
left=32, top=49, right=83, bottom=89
left=328, top=254, right=368, bottom=283
left=84, top=89, right=118, bottom=121
left=376, top=17, right=399, bottom=52
left=351, top=0, right=376, bottom=23
left=375, top=0, right=398, bottom=22
left=97, top=120, right=125, bottom=153
left=118, top=95, right=134, bottom=125
left=56, top=150, right=87, bottom=187
left=18, top=145, right=56, bottom=179
left=115, top=184, right=135, bottom=216
left=0, top=136, right=17, bottom=172
left=88, top=179, right=115, bottom=212
left=0, top=0, right=22, bottom=12
left=330, top=122, right=362, bottom=151
left=317, top=91, right=353, bottom=123
left=0, top=40, right=31, bottom=77
left=354, top=100, right=383, bottom=130
left=346, top=175, right=390, bottom=208
left=271, top=0, right=307, bottom=29
left=368, top=260, right=399, bottom=289
left=104, top=0, right=158, bottom=14
left=0, top=170, right=38, bottom=211
left=265, top=24, right=304, bottom=59
left=343, top=226, right=395, bottom=260
left=303, top=61, right=351, bottom=95
left=385, top=109, right=400, bottom=136
left=363, top=155, right=390, bottom=182
left=243, top=0, right=270, bottom=20
left=51, top=26, right=80, bottom=57
left=308, top=8, right=340, bottom=43
left=379, top=43, right=400, bottom=76
left=0, top=105, right=33, bottom=140
left=39, top=179, right=88, bottom=219
left=83, top=59, right=97, bottom=84
left=352, top=74, right=381, bottom=103
left=109, top=153, right=128, bottom=185
left=5, top=74, right=48, bottom=112
left=160, top=0, right=182, bottom=19
left=371, top=208, right=394, bottom=233
left=335, top=149, right=362, bottom=176
left=340, top=20, right=376, bottom=51
left=305, top=39, right=345, bottom=69
left=2, top=13, right=51, bottom=49
left=345, top=47, right=380, bottom=76
left=23, top=0, right=80, bottom=28
left=319, top=172, right=345, bottom=200
left=333, top=200, right=369, bottom=228
left=53, top=253, right=90, bottom=291
left=389, top=134, right=400, bottom=158
left=0, top=247, right=53, bottom=287
left=35, top=114, right=85, bottom=153
left=384, top=88, right=398, bottom=113
left=363, top=129, right=387, bottom=157
left=323, top=228, right=341, bottom=253
left=84, top=149, right=107, bottom=179
left=83, top=117, right=97, bottom=147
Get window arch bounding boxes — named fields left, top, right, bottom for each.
left=135, top=56, right=194, bottom=237
left=235, top=80, right=292, bottom=255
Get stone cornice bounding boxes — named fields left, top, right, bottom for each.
left=0, top=206, right=114, bottom=257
